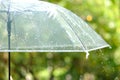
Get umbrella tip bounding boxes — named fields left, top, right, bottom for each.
left=85, top=51, right=89, bottom=59
left=109, top=45, right=112, bottom=49
left=10, top=76, right=13, bottom=80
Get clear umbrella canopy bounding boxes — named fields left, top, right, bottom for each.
left=0, top=0, right=110, bottom=56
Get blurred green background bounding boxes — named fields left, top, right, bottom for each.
left=0, top=0, right=120, bottom=80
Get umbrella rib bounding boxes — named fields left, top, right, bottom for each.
left=72, top=13, right=111, bottom=48
left=61, top=8, right=96, bottom=45
left=58, top=7, right=102, bottom=47
left=57, top=9, right=89, bottom=58
left=74, top=15, right=99, bottom=44
left=67, top=21, right=89, bottom=58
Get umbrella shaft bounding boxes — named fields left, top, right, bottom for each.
left=7, top=11, right=12, bottom=50
left=7, top=20, right=11, bottom=50
left=7, top=20, right=11, bottom=37
left=7, top=20, right=11, bottom=80
left=8, top=52, right=10, bottom=80
left=7, top=7, right=11, bottom=80
left=8, top=34, right=11, bottom=50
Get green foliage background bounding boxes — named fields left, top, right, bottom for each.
left=0, top=0, right=120, bottom=80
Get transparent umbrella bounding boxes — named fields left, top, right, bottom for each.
left=0, top=0, right=110, bottom=54
left=0, top=0, right=110, bottom=79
